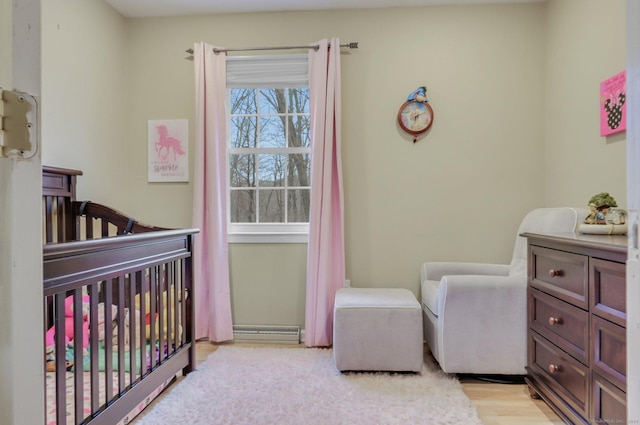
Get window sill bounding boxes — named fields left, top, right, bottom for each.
left=228, top=232, right=308, bottom=244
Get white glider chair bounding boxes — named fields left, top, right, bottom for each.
left=420, top=207, right=586, bottom=376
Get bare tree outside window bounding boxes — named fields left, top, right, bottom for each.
left=229, top=88, right=311, bottom=225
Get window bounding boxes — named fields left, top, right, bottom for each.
left=225, top=55, right=310, bottom=243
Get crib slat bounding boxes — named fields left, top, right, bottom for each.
left=173, top=262, right=179, bottom=353
left=185, top=252, right=195, bottom=373
left=182, top=257, right=189, bottom=348
left=138, top=270, right=147, bottom=378
left=104, top=279, right=114, bottom=404
left=158, top=266, right=165, bottom=362
left=117, top=275, right=126, bottom=391
left=181, top=264, right=187, bottom=348
left=149, top=267, right=157, bottom=369
left=89, top=284, right=100, bottom=415
left=128, top=273, right=138, bottom=385
left=166, top=262, right=174, bottom=355
left=101, top=220, right=109, bottom=238
left=45, top=196, right=54, bottom=243
left=54, top=294, right=67, bottom=425
left=173, top=263, right=180, bottom=350
left=72, top=289, right=85, bottom=425
left=56, top=196, right=66, bottom=243
left=86, top=217, right=94, bottom=240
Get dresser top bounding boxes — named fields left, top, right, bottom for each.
left=521, top=232, right=628, bottom=255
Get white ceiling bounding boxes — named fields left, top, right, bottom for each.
left=105, top=0, right=544, bottom=18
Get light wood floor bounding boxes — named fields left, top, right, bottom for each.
left=134, top=341, right=565, bottom=425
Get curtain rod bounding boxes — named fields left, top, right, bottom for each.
left=185, top=42, right=358, bottom=55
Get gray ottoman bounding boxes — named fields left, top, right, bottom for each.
left=333, top=288, right=423, bottom=372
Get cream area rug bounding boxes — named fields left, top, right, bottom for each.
left=134, top=345, right=484, bottom=425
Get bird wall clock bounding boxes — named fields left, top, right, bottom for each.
left=398, top=86, right=434, bottom=143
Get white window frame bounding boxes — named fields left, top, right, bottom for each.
left=225, top=54, right=310, bottom=244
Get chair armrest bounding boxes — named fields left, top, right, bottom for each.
left=435, top=274, right=527, bottom=374
left=439, top=274, right=526, bottom=312
left=421, top=261, right=509, bottom=283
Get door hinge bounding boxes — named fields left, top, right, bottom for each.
left=0, top=88, right=38, bottom=159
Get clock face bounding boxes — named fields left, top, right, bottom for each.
left=398, top=101, right=433, bottom=135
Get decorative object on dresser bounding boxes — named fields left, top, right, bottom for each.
left=523, top=232, right=627, bottom=425
left=578, top=192, right=627, bottom=235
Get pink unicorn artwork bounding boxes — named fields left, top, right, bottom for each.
left=155, top=125, right=185, bottom=162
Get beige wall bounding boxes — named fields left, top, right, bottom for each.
left=0, top=0, right=10, bottom=84
left=230, top=244, right=307, bottom=326
left=42, top=0, right=130, bottom=210
left=121, top=4, right=547, bottom=326
left=544, top=0, right=627, bottom=208
left=41, top=0, right=627, bottom=329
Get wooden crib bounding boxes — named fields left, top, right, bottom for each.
left=42, top=166, right=198, bottom=425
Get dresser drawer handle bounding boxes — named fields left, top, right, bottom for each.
left=548, top=364, right=561, bottom=374
left=548, top=317, right=561, bottom=325
left=548, top=269, right=561, bottom=278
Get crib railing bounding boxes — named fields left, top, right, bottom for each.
left=43, top=166, right=167, bottom=244
left=43, top=229, right=197, bottom=425
left=73, top=201, right=168, bottom=239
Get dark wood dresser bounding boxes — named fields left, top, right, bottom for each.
left=523, top=232, right=627, bottom=424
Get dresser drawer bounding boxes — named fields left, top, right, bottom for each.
left=592, top=372, right=627, bottom=424
left=525, top=232, right=627, bottom=425
left=529, top=289, right=589, bottom=364
left=530, top=245, right=589, bottom=309
left=591, top=258, right=626, bottom=326
left=529, top=332, right=589, bottom=418
left=592, top=315, right=626, bottom=391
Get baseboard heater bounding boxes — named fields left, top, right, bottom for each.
left=232, top=325, right=300, bottom=344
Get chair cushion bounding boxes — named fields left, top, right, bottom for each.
left=421, top=279, right=440, bottom=317
left=334, top=287, right=420, bottom=309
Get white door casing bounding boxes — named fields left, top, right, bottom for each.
left=626, top=1, right=640, bottom=422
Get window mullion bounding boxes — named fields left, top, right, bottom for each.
left=284, top=153, right=288, bottom=224
left=284, top=90, right=289, bottom=224
left=256, top=184, right=260, bottom=224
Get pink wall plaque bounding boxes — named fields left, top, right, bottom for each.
left=600, top=70, right=626, bottom=136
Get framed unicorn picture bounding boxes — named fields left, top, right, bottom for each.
left=148, top=119, right=189, bottom=182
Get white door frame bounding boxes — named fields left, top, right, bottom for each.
left=626, top=1, right=640, bottom=422
left=0, top=1, right=43, bottom=424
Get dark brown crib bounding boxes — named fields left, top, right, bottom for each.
left=42, top=166, right=198, bottom=425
